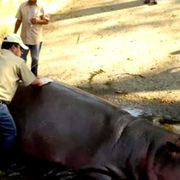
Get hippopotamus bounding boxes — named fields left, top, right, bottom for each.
left=8, top=81, right=180, bottom=180
left=144, top=0, right=157, bottom=5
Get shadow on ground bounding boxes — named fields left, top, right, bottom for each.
left=0, top=152, right=77, bottom=180
left=50, top=0, right=145, bottom=22
left=76, top=67, right=180, bottom=119
left=171, top=50, right=180, bottom=55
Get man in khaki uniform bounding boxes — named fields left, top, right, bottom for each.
left=14, top=0, right=49, bottom=76
left=0, top=33, right=52, bottom=156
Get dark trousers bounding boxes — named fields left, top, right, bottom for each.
left=0, top=103, right=17, bottom=155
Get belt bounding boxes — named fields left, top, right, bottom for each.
left=0, top=100, right=7, bottom=105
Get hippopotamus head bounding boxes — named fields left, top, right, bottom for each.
left=148, top=140, right=180, bottom=180
left=117, top=119, right=180, bottom=180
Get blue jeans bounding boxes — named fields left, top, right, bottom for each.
left=0, top=103, right=17, bottom=155
left=21, top=42, right=42, bottom=76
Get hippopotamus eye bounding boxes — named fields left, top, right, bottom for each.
left=166, top=142, right=180, bottom=152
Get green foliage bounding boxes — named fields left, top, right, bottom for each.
left=88, top=69, right=105, bottom=87
left=104, top=80, right=113, bottom=86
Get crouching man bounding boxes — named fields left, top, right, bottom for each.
left=0, top=33, right=52, bottom=157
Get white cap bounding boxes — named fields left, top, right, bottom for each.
left=3, top=33, right=28, bottom=50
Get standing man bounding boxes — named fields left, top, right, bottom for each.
left=14, top=0, right=50, bottom=76
left=0, top=33, right=52, bottom=156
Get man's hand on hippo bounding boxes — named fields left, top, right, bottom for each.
left=39, top=77, right=53, bottom=85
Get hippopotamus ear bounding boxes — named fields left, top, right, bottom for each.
left=166, top=141, right=180, bottom=152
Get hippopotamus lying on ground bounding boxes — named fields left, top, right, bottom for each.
left=8, top=81, right=180, bottom=180
left=144, top=0, right=157, bottom=5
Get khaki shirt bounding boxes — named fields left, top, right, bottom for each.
left=15, top=2, right=50, bottom=45
left=0, top=49, right=36, bottom=103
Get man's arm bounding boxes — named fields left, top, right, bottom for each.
left=31, top=8, right=50, bottom=25
left=30, top=18, right=49, bottom=25
left=30, top=77, right=53, bottom=86
left=30, top=78, right=43, bottom=86
left=19, top=61, right=53, bottom=87
left=14, top=19, right=22, bottom=33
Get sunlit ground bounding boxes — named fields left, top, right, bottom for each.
left=28, top=0, right=180, bottom=118
left=39, top=0, right=180, bottom=90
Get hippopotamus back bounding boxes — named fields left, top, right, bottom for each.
left=9, top=82, right=134, bottom=166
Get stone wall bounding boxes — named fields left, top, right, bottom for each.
left=0, top=0, right=71, bottom=39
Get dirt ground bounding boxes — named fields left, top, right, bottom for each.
left=33, top=0, right=180, bottom=119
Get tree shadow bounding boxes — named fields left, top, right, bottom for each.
left=171, top=50, right=180, bottom=55
left=77, top=67, right=180, bottom=118
left=79, top=67, right=180, bottom=92
left=50, top=0, right=144, bottom=22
